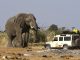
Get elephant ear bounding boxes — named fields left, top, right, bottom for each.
left=28, top=14, right=36, bottom=21
left=14, top=13, right=26, bottom=24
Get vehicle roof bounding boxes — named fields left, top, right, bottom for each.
left=54, top=34, right=79, bottom=37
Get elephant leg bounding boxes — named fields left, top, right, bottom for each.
left=12, top=37, right=17, bottom=47
left=30, top=29, right=37, bottom=43
left=14, top=37, right=22, bottom=47
left=24, top=32, right=29, bottom=47
left=16, top=36, right=22, bottom=47
left=22, top=33, right=26, bottom=47
left=15, top=29, right=23, bottom=47
left=7, top=34, right=13, bottom=47
left=32, top=30, right=37, bottom=43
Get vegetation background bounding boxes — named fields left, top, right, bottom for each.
left=0, top=23, right=79, bottom=47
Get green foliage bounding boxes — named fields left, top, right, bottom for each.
left=37, top=30, right=46, bottom=43
left=47, top=24, right=62, bottom=35
left=45, top=24, right=63, bottom=41
left=55, top=30, right=61, bottom=35
left=48, top=24, right=58, bottom=31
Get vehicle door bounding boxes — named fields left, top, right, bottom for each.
left=57, top=37, right=64, bottom=47
left=51, top=37, right=58, bottom=47
left=64, top=36, right=71, bottom=46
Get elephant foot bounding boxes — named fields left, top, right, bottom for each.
left=23, top=42, right=28, bottom=48
left=7, top=41, right=13, bottom=47
left=7, top=44, right=13, bottom=47
left=14, top=43, right=23, bottom=48
left=12, top=39, right=23, bottom=48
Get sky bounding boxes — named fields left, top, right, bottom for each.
left=0, top=0, right=80, bottom=31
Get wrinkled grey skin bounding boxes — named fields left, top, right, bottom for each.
left=5, top=13, right=38, bottom=47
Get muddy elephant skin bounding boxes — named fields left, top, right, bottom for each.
left=5, top=13, right=38, bottom=47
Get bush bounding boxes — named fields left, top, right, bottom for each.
left=36, top=30, right=46, bottom=43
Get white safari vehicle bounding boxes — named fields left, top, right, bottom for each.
left=45, top=34, right=80, bottom=49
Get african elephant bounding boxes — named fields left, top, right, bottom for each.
left=5, top=13, right=38, bottom=47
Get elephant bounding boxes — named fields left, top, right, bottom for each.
left=5, top=13, right=38, bottom=47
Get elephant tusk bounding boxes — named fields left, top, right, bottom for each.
left=31, top=26, right=34, bottom=29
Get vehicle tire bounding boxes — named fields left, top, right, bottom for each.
left=45, top=44, right=51, bottom=49
left=63, top=45, right=68, bottom=50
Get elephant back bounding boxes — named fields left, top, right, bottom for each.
left=5, top=16, right=16, bottom=30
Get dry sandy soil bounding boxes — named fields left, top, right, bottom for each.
left=0, top=32, right=80, bottom=60
left=0, top=46, right=80, bottom=60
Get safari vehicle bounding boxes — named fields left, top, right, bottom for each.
left=45, top=34, right=80, bottom=49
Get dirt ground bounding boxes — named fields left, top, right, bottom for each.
left=0, top=46, right=80, bottom=60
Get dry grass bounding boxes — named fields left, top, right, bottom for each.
left=0, top=32, right=8, bottom=47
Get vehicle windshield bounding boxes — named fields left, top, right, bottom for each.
left=54, top=37, right=58, bottom=41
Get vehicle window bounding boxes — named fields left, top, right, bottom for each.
left=54, top=37, right=58, bottom=41
left=64, top=37, right=71, bottom=41
left=59, top=37, right=63, bottom=41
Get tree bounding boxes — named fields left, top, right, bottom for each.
left=48, top=24, right=58, bottom=31
left=62, top=27, right=66, bottom=31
